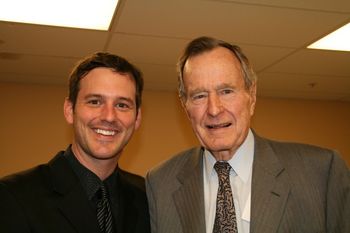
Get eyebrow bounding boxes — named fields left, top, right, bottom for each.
left=216, top=83, right=236, bottom=90
left=188, top=82, right=235, bottom=94
left=84, top=94, right=135, bottom=104
left=118, top=96, right=135, bottom=105
left=84, top=94, right=102, bottom=99
left=188, top=87, right=206, bottom=95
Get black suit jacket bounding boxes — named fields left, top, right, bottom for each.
left=0, top=150, right=150, bottom=233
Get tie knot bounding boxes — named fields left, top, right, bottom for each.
left=97, top=183, right=108, bottom=200
left=214, top=161, right=231, bottom=177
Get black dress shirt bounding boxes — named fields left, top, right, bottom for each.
left=65, top=146, right=118, bottom=230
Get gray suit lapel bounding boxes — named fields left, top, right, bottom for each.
left=250, top=136, right=291, bottom=233
left=173, top=148, right=206, bottom=233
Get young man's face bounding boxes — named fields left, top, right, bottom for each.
left=64, top=67, right=141, bottom=163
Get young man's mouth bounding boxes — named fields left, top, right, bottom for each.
left=95, top=128, right=116, bottom=136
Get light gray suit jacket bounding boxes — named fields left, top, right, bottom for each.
left=146, top=134, right=349, bottom=233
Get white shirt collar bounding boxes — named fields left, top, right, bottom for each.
left=203, top=129, right=255, bottom=229
left=204, top=129, right=255, bottom=183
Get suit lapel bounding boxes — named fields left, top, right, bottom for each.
left=173, top=148, right=206, bottom=233
left=113, top=168, right=138, bottom=233
left=48, top=152, right=101, bottom=233
left=250, top=136, right=291, bottom=233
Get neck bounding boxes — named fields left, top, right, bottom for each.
left=212, top=149, right=235, bottom=161
left=90, top=161, right=117, bottom=181
left=71, top=145, right=119, bottom=181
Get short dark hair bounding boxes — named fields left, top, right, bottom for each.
left=68, top=52, right=143, bottom=110
left=177, top=36, right=256, bottom=99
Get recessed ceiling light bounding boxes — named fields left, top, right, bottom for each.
left=0, top=0, right=119, bottom=31
left=307, top=22, right=350, bottom=52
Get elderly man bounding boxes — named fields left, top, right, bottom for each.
left=146, top=36, right=349, bottom=233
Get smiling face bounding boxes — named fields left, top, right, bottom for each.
left=182, top=47, right=256, bottom=160
left=64, top=67, right=141, bottom=165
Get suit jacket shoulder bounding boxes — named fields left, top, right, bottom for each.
left=147, top=147, right=201, bottom=180
left=117, top=167, right=150, bottom=233
left=119, top=167, right=146, bottom=191
left=0, top=162, right=51, bottom=233
left=0, top=150, right=96, bottom=233
left=251, top=135, right=349, bottom=233
left=146, top=147, right=205, bottom=233
left=1, top=152, right=151, bottom=233
left=263, top=137, right=338, bottom=164
left=0, top=151, right=100, bottom=233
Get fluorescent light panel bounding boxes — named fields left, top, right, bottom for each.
left=308, top=23, right=350, bottom=52
left=0, top=0, right=119, bottom=30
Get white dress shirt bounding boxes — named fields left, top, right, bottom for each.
left=203, top=129, right=254, bottom=233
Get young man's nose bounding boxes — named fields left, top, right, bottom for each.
left=100, top=104, right=117, bottom=122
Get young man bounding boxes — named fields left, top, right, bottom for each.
left=146, top=36, right=349, bottom=233
left=0, top=52, right=150, bottom=233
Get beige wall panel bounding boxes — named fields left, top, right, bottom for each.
left=0, top=83, right=348, bottom=177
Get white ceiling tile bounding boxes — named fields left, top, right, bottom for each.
left=240, top=45, right=294, bottom=71
left=107, top=33, right=189, bottom=65
left=135, top=63, right=178, bottom=91
left=0, top=0, right=349, bottom=101
left=0, top=22, right=109, bottom=57
left=265, top=49, right=350, bottom=76
left=115, top=0, right=349, bottom=47
left=213, top=0, right=350, bottom=13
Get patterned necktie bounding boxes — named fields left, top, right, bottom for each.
left=96, top=184, right=114, bottom=233
left=213, top=161, right=238, bottom=233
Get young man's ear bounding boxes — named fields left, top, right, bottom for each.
left=135, top=108, right=142, bottom=130
left=63, top=98, right=74, bottom=124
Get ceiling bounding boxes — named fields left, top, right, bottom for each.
left=0, top=0, right=350, bottom=101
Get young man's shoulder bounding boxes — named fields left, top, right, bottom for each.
left=1, top=163, right=49, bottom=191
left=118, top=168, right=147, bottom=192
left=0, top=150, right=67, bottom=197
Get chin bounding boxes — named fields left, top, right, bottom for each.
left=91, top=148, right=117, bottom=159
left=206, top=144, right=231, bottom=152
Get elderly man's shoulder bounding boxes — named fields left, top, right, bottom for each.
left=260, top=136, right=346, bottom=168
left=147, top=147, right=201, bottom=177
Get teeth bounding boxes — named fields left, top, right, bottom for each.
left=95, top=129, right=115, bottom=136
left=208, top=123, right=231, bottom=129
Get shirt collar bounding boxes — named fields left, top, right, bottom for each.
left=64, top=146, right=118, bottom=200
left=204, top=129, right=255, bottom=183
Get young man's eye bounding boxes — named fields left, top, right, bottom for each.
left=116, top=103, right=130, bottom=109
left=88, top=99, right=101, bottom=105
